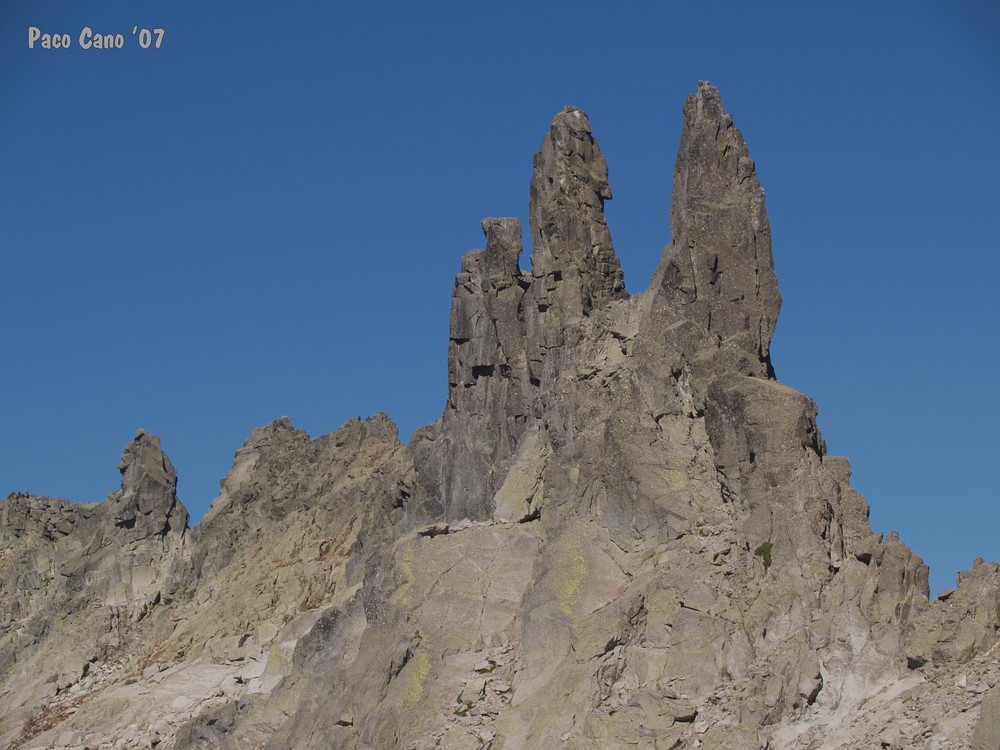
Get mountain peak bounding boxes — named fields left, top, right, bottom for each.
left=2, top=83, right=998, bottom=750
left=109, top=430, right=188, bottom=539
left=647, top=79, right=781, bottom=378
left=528, top=104, right=626, bottom=315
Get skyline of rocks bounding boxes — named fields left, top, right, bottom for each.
left=2, top=82, right=998, bottom=750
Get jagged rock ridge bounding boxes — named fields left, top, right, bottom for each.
left=2, top=82, right=999, bottom=750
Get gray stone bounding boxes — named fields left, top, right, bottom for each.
left=650, top=80, right=780, bottom=381
left=107, top=430, right=188, bottom=540
left=2, top=82, right=998, bottom=750
left=973, top=684, right=1000, bottom=750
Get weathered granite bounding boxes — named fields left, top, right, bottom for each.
left=648, top=80, right=780, bottom=381
left=2, top=82, right=998, bottom=750
left=0, top=432, right=189, bottom=747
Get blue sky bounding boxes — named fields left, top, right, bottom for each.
left=1, top=1, right=997, bottom=596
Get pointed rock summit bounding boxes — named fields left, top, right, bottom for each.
left=528, top=106, right=626, bottom=314
left=414, top=110, right=635, bottom=525
left=648, top=80, right=780, bottom=379
left=108, top=429, right=188, bottom=539
left=525, top=107, right=629, bottom=390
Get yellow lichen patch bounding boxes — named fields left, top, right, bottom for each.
left=554, top=539, right=588, bottom=617
left=391, top=543, right=416, bottom=610
left=493, top=429, right=550, bottom=523
left=663, top=468, right=691, bottom=493
left=739, top=379, right=814, bottom=442
left=750, top=195, right=762, bottom=233
left=402, top=646, right=432, bottom=709
left=715, top=128, right=730, bottom=152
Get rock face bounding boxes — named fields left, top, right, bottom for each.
left=525, top=106, right=627, bottom=388
left=0, top=431, right=187, bottom=747
left=110, top=430, right=189, bottom=540
left=655, top=81, right=780, bottom=379
left=412, top=217, right=531, bottom=523
left=2, top=82, right=998, bottom=750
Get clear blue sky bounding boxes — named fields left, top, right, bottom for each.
left=2, top=1, right=997, bottom=596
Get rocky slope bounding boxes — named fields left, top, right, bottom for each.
left=2, top=82, right=999, bottom=750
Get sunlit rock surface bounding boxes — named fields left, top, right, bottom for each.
left=2, top=83, right=997, bottom=750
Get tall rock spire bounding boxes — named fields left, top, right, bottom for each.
left=650, top=81, right=780, bottom=378
left=410, top=219, right=533, bottom=523
left=107, top=430, right=188, bottom=540
left=411, top=110, right=633, bottom=523
left=528, top=106, right=626, bottom=312
left=525, top=107, right=627, bottom=387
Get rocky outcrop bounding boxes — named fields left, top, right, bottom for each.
left=907, top=559, right=1000, bottom=667
left=169, top=413, right=399, bottom=592
left=0, top=432, right=188, bottom=747
left=108, top=430, right=189, bottom=540
left=646, top=80, right=780, bottom=382
left=412, top=109, right=634, bottom=527
left=525, top=106, right=627, bottom=388
left=2, top=82, right=998, bottom=750
left=411, top=218, right=530, bottom=523
left=0, top=415, right=400, bottom=750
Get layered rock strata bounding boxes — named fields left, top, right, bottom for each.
left=2, top=82, right=998, bottom=750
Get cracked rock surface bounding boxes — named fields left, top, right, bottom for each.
left=2, top=82, right=998, bottom=750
